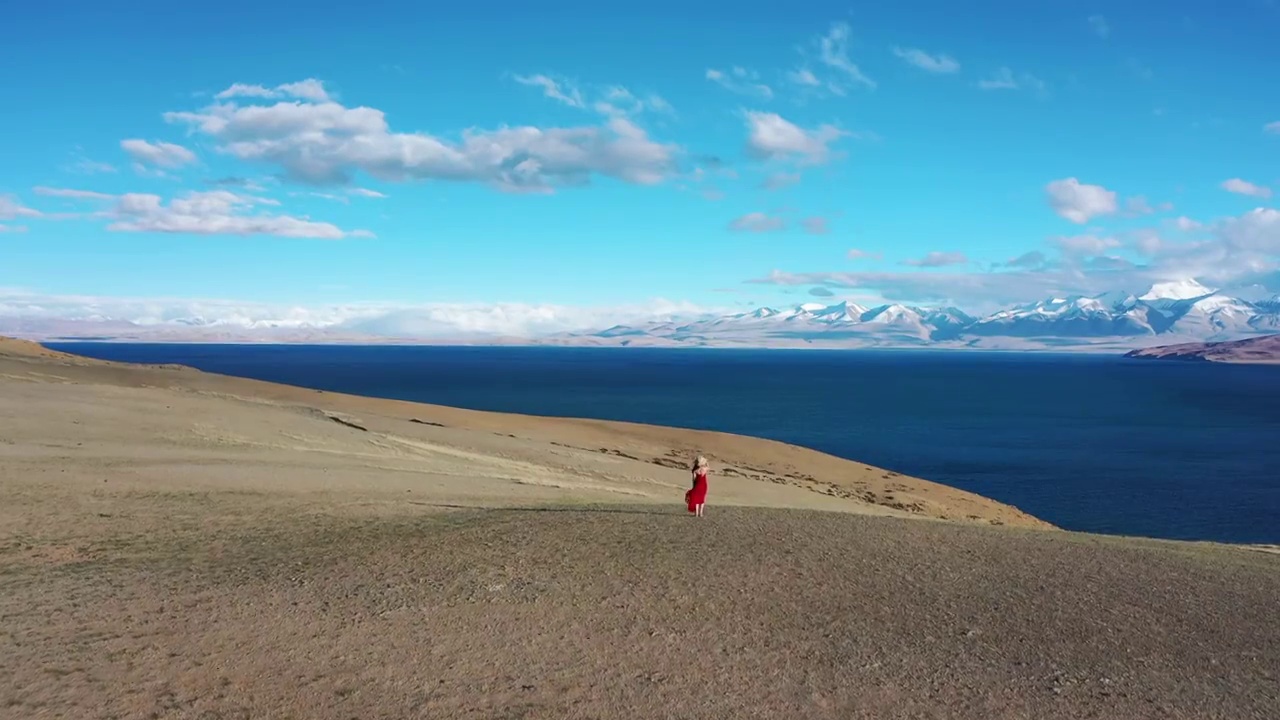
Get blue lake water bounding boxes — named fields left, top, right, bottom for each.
left=48, top=343, right=1280, bottom=545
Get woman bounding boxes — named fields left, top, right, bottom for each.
left=685, top=455, right=709, bottom=517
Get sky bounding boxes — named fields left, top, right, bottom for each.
left=2, top=0, right=1279, bottom=337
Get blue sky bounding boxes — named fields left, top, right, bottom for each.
left=2, top=0, right=1278, bottom=335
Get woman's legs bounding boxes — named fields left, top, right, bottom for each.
left=696, top=503, right=704, bottom=517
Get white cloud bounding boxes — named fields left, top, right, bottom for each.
left=1131, top=230, right=1164, bottom=257
left=592, top=85, right=674, bottom=118
left=1221, top=178, right=1272, bottom=199
left=902, top=251, right=968, bottom=267
left=978, top=67, right=1046, bottom=94
left=0, top=196, right=43, bottom=220
left=1265, top=121, right=1280, bottom=135
left=165, top=87, right=678, bottom=191
left=0, top=291, right=714, bottom=340
left=66, top=157, right=117, bottom=175
left=121, top=139, right=198, bottom=169
left=34, top=186, right=114, bottom=201
left=749, top=204, right=1280, bottom=311
left=1173, top=216, right=1203, bottom=232
left=0, top=224, right=28, bottom=233
left=516, top=75, right=672, bottom=119
left=787, top=68, right=821, bottom=87
left=1088, top=15, right=1111, bottom=39
left=1052, top=234, right=1121, bottom=256
left=348, top=188, right=386, bottom=198
left=891, top=47, right=960, bottom=74
left=705, top=67, right=773, bottom=99
left=801, top=217, right=830, bottom=235
left=744, top=111, right=845, bottom=164
left=1006, top=251, right=1048, bottom=269
left=1045, top=178, right=1119, bottom=223
left=817, top=22, right=876, bottom=90
left=761, top=172, right=801, bottom=190
left=728, top=212, right=786, bottom=232
left=215, top=78, right=332, bottom=103
left=513, top=74, right=585, bottom=108
left=846, top=248, right=882, bottom=261
left=1219, top=208, right=1280, bottom=254
left=106, top=190, right=368, bottom=239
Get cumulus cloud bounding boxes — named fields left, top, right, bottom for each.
left=728, top=212, right=786, bottom=233
left=744, top=111, right=845, bottom=164
left=1045, top=178, right=1119, bottom=223
left=978, top=67, right=1047, bottom=94
left=165, top=85, right=678, bottom=191
left=1219, top=208, right=1280, bottom=254
left=0, top=196, right=43, bottom=220
left=1088, top=15, right=1111, bottom=39
left=0, top=291, right=714, bottom=340
left=808, top=287, right=835, bottom=297
left=705, top=67, right=773, bottom=99
left=891, top=47, right=960, bottom=74
left=106, top=190, right=369, bottom=239
left=348, top=188, right=386, bottom=198
left=846, top=248, right=882, bottom=261
left=1221, top=178, right=1272, bottom=199
left=0, top=224, right=28, bottom=233
left=121, top=139, right=198, bottom=169
left=1266, top=121, right=1280, bottom=135
left=902, top=251, right=968, bottom=267
left=801, top=216, right=830, bottom=234
left=1173, top=216, right=1203, bottom=232
left=215, top=78, right=332, bottom=102
left=1052, top=234, right=1121, bottom=256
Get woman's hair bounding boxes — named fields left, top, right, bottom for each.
left=692, top=455, right=708, bottom=470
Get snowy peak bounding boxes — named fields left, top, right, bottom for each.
left=810, top=301, right=869, bottom=323
left=1139, top=279, right=1215, bottom=301
left=861, top=304, right=923, bottom=324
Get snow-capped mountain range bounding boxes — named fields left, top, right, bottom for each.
left=3, top=279, right=1277, bottom=349
left=563, top=279, right=1280, bottom=351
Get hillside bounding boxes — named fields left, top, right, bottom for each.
left=3, top=337, right=1277, bottom=719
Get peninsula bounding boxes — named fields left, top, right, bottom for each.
left=1125, top=333, right=1280, bottom=364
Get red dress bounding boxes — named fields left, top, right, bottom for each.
left=685, top=469, right=708, bottom=512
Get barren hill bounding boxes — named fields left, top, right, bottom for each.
left=2, top=338, right=1276, bottom=719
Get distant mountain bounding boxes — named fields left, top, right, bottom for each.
left=564, top=279, right=1280, bottom=351
left=6, top=278, right=1279, bottom=351
left=1125, top=334, right=1280, bottom=364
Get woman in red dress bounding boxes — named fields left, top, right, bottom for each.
left=685, top=455, right=709, bottom=517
